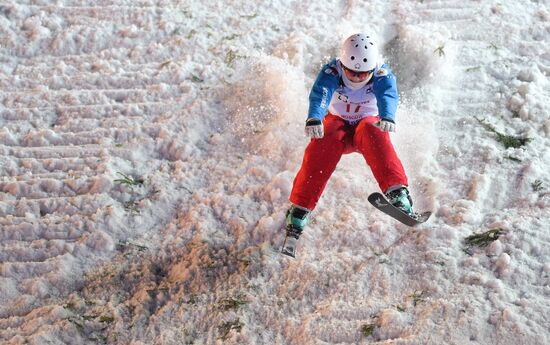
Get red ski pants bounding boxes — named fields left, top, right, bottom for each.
left=289, top=114, right=408, bottom=210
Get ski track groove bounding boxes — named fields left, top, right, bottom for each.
left=2, top=170, right=104, bottom=180
left=0, top=195, right=111, bottom=219
left=4, top=158, right=104, bottom=169
left=0, top=168, right=106, bottom=179
left=1, top=260, right=69, bottom=279
left=0, top=243, right=78, bottom=264
left=19, top=4, right=190, bottom=13
left=7, top=55, right=188, bottom=71
left=1, top=224, right=86, bottom=242
left=2, top=94, right=180, bottom=110
left=0, top=212, right=97, bottom=227
left=0, top=100, right=186, bottom=115
left=18, top=0, right=191, bottom=5
left=0, top=180, right=109, bottom=199
left=1, top=85, right=185, bottom=96
left=53, top=117, right=170, bottom=133
left=2, top=126, right=163, bottom=147
left=1, top=79, right=191, bottom=93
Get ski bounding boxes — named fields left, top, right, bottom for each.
left=281, top=234, right=297, bottom=258
left=281, top=227, right=301, bottom=258
left=368, top=192, right=431, bottom=226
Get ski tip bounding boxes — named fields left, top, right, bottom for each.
left=281, top=248, right=296, bottom=258
left=367, top=192, right=384, bottom=201
left=414, top=211, right=432, bottom=224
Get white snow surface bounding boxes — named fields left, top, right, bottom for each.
left=1, top=0, right=549, bottom=344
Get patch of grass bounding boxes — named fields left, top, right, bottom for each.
left=496, top=133, right=531, bottom=149
left=67, top=317, right=84, bottom=331
left=218, top=297, right=248, bottom=311
left=361, top=323, right=376, bottom=337
left=159, top=59, right=172, bottom=68
left=116, top=241, right=148, bottom=252
left=225, top=49, right=238, bottom=66
left=224, top=50, right=247, bottom=67
left=177, top=185, right=193, bottom=193
left=218, top=319, right=243, bottom=340
left=410, top=290, right=428, bottom=306
left=88, top=335, right=108, bottom=342
left=505, top=155, right=522, bottom=162
left=185, top=294, right=198, bottom=305
left=394, top=304, right=406, bottom=312
left=114, top=172, right=144, bottom=187
left=99, top=315, right=114, bottom=323
left=63, top=302, right=75, bottom=310
left=182, top=328, right=196, bottom=345
left=191, top=75, right=203, bottom=83
left=434, top=45, right=445, bottom=57
left=379, top=257, right=392, bottom=265
left=237, top=257, right=251, bottom=269
left=187, top=29, right=196, bottom=39
left=465, top=228, right=507, bottom=248
left=465, top=66, right=481, bottom=72
left=123, top=201, right=140, bottom=214
left=531, top=179, right=543, bottom=192
left=241, top=13, right=258, bottom=19
left=463, top=247, right=474, bottom=256
left=474, top=117, right=531, bottom=149
left=206, top=259, right=217, bottom=269
left=224, top=34, right=240, bottom=40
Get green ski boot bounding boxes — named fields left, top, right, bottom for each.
left=385, top=187, right=414, bottom=216
left=281, top=205, right=310, bottom=258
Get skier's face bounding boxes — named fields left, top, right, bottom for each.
left=342, top=65, right=373, bottom=82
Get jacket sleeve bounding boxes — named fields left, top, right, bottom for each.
left=307, top=59, right=340, bottom=121
left=373, top=64, right=399, bottom=122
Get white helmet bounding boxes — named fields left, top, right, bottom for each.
left=340, top=33, right=378, bottom=72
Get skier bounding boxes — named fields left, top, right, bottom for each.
left=282, top=33, right=414, bottom=257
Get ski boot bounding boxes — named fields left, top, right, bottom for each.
left=385, top=187, right=414, bottom=216
left=281, top=205, right=310, bottom=258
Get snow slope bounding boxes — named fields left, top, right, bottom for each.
left=1, top=0, right=549, bottom=344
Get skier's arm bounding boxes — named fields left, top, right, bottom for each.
left=307, top=60, right=340, bottom=121
left=373, top=65, right=399, bottom=123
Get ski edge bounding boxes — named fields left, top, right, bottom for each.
left=368, top=192, right=432, bottom=226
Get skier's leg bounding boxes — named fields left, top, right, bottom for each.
left=353, top=116, right=408, bottom=193
left=283, top=116, right=348, bottom=257
left=289, top=115, right=348, bottom=211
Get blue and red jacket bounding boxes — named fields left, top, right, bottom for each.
left=307, top=58, right=399, bottom=123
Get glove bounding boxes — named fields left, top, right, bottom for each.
left=304, top=118, right=324, bottom=138
left=374, top=119, right=396, bottom=132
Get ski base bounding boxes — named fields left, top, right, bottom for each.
left=368, top=192, right=431, bottom=226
